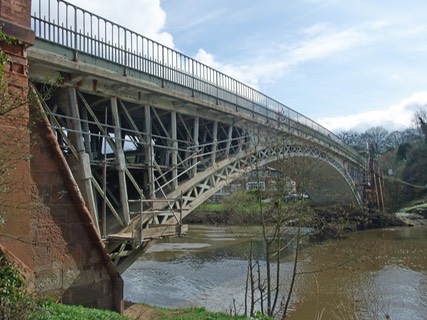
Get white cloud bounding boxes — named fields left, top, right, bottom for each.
left=288, top=27, right=370, bottom=66
left=317, top=92, right=427, bottom=132
left=65, top=0, right=174, bottom=48
left=389, top=74, right=402, bottom=81
left=193, top=23, right=370, bottom=91
left=194, top=49, right=260, bottom=89
left=194, top=49, right=216, bottom=68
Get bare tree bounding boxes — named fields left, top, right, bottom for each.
left=337, top=130, right=361, bottom=150
left=412, top=106, right=427, bottom=143
left=401, top=127, right=420, bottom=143
left=238, top=129, right=318, bottom=319
left=360, top=126, right=389, bottom=158
left=385, top=131, right=404, bottom=150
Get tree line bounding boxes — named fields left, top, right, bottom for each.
left=337, top=106, right=427, bottom=159
left=338, top=106, right=427, bottom=208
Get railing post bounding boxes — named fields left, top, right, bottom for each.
left=73, top=3, right=78, bottom=61
left=38, top=0, right=41, bottom=37
left=124, top=29, right=128, bottom=75
left=192, top=59, right=195, bottom=97
left=161, top=45, right=165, bottom=87
left=215, top=71, right=219, bottom=105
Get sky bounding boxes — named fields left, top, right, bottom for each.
left=52, top=0, right=427, bottom=133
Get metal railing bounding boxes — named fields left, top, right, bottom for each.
left=30, top=0, right=364, bottom=165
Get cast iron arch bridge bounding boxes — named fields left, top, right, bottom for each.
left=29, top=0, right=368, bottom=272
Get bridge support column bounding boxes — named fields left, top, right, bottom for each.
left=211, top=120, right=218, bottom=164
left=111, top=97, right=130, bottom=225
left=144, top=105, right=154, bottom=197
left=192, top=116, right=199, bottom=178
left=68, top=87, right=99, bottom=229
left=171, top=111, right=178, bottom=190
left=81, top=108, right=93, bottom=160
left=225, top=125, right=233, bottom=157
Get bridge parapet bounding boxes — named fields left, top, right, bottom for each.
left=30, top=0, right=363, bottom=166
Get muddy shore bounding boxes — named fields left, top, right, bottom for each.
left=184, top=205, right=427, bottom=240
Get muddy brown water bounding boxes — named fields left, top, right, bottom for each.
left=123, top=225, right=427, bottom=319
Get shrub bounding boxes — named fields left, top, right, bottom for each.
left=0, top=255, right=34, bottom=320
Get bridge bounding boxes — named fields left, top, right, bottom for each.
left=24, top=0, right=372, bottom=274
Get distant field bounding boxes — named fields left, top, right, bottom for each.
left=197, top=202, right=225, bottom=212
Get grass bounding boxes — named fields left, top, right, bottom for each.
left=30, top=302, right=131, bottom=320
left=29, top=302, right=255, bottom=320
left=150, top=306, right=251, bottom=320
left=199, top=202, right=225, bottom=212
left=197, top=201, right=276, bottom=214
left=401, top=200, right=427, bottom=213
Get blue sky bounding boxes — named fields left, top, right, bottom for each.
left=58, top=0, right=427, bottom=132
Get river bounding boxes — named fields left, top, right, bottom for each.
left=122, top=225, right=427, bottom=319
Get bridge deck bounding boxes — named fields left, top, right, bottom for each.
left=28, top=0, right=367, bottom=273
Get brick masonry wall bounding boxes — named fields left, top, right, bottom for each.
left=0, top=0, right=34, bottom=270
left=0, top=0, right=120, bottom=311
left=29, top=118, right=114, bottom=308
left=0, top=0, right=31, bottom=27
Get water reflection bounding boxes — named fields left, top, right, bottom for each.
left=123, top=226, right=427, bottom=319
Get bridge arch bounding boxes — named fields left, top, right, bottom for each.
left=160, top=141, right=364, bottom=225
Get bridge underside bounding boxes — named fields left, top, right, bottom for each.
left=268, top=156, right=360, bottom=207
left=29, top=45, right=365, bottom=273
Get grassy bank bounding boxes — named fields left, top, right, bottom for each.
left=124, top=303, right=258, bottom=320
left=3, top=298, right=256, bottom=320
left=30, top=302, right=254, bottom=320
left=31, top=302, right=131, bottom=320
left=0, top=254, right=253, bottom=320
left=401, top=200, right=427, bottom=215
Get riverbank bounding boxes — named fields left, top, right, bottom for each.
left=123, top=302, right=250, bottom=320
left=395, top=201, right=427, bottom=226
left=185, top=204, right=407, bottom=240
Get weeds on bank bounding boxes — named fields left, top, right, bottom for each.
left=151, top=306, right=266, bottom=320
left=30, top=301, right=131, bottom=320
